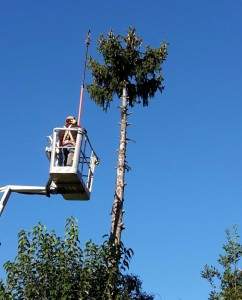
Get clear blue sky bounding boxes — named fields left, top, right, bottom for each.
left=0, top=1, right=242, bottom=299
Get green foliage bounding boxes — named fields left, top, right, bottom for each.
left=202, top=226, right=242, bottom=300
left=87, top=28, right=168, bottom=110
left=1, top=218, right=153, bottom=300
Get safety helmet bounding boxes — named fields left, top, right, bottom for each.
left=66, top=115, right=75, bottom=122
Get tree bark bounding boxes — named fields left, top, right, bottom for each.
left=111, top=86, right=128, bottom=245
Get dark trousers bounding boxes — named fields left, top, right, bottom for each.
left=58, top=147, right=75, bottom=166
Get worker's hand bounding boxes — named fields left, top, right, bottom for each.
left=62, top=140, right=75, bottom=146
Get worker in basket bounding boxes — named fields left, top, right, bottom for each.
left=59, top=115, right=79, bottom=166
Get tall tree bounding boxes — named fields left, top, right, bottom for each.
left=201, top=226, right=242, bottom=300
left=87, top=28, right=168, bottom=244
left=0, top=218, right=154, bottom=299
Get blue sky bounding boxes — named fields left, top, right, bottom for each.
left=1, top=0, right=242, bottom=299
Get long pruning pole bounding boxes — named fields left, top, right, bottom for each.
left=77, top=30, right=91, bottom=127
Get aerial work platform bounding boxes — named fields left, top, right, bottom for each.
left=0, top=127, right=99, bottom=216
left=47, top=127, right=98, bottom=200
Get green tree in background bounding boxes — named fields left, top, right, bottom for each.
left=0, top=218, right=153, bottom=300
left=202, top=226, right=242, bottom=300
left=87, top=28, right=168, bottom=244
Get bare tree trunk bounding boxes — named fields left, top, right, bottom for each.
left=111, top=85, right=128, bottom=245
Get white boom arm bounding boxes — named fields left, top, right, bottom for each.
left=0, top=185, right=47, bottom=216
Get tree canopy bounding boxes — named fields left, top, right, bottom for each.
left=0, top=218, right=153, bottom=300
left=87, top=28, right=168, bottom=110
left=202, top=226, right=242, bottom=300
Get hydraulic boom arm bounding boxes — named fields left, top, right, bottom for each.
left=0, top=185, right=47, bottom=216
